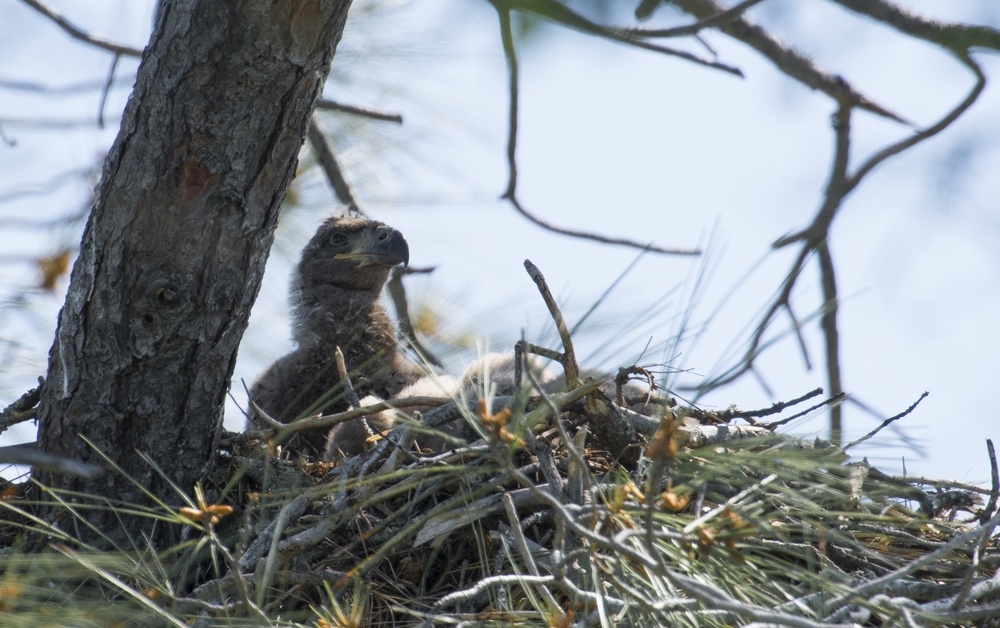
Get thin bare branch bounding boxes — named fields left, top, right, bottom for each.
left=333, top=346, right=361, bottom=409
left=523, top=260, right=580, bottom=389
left=497, top=0, right=744, bottom=76
left=508, top=195, right=702, bottom=256
left=816, top=243, right=843, bottom=446
left=21, top=0, right=144, bottom=57
left=983, top=439, right=999, bottom=525
left=832, top=0, right=1000, bottom=54
left=845, top=56, right=986, bottom=191
left=0, top=77, right=108, bottom=93
left=667, top=0, right=910, bottom=125
left=0, top=377, right=43, bottom=435
left=496, top=4, right=519, bottom=200
left=698, top=245, right=812, bottom=390
left=307, top=117, right=361, bottom=212
left=0, top=443, right=103, bottom=478
left=845, top=391, right=928, bottom=450
left=628, top=0, right=766, bottom=37
left=315, top=98, right=403, bottom=123
left=492, top=1, right=702, bottom=257
left=97, top=54, right=120, bottom=128
left=764, top=392, right=846, bottom=430
left=386, top=267, right=443, bottom=368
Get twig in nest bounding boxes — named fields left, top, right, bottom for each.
left=245, top=394, right=284, bottom=432
left=274, top=396, right=452, bottom=440
left=0, top=376, right=43, bottom=434
left=502, top=493, right=564, bottom=618
left=845, top=391, right=928, bottom=450
left=764, top=392, right=847, bottom=430
left=979, top=439, right=998, bottom=525
left=616, top=365, right=655, bottom=406
left=523, top=260, right=580, bottom=388
left=386, top=266, right=443, bottom=368
left=954, top=440, right=1000, bottom=608
left=700, top=386, right=825, bottom=426
left=333, top=346, right=360, bottom=409
left=513, top=339, right=562, bottom=390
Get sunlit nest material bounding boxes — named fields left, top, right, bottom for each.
left=0, top=261, right=997, bottom=627
left=190, top=261, right=998, bottom=627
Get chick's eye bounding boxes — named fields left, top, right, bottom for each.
left=328, top=232, right=348, bottom=246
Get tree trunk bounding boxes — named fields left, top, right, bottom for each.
left=33, top=0, right=351, bottom=544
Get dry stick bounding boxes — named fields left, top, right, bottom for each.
left=314, top=98, right=403, bottom=123
left=0, top=377, right=43, bottom=435
left=631, top=0, right=765, bottom=37
left=96, top=53, right=119, bottom=128
left=777, top=58, right=987, bottom=249
left=981, top=439, right=999, bottom=525
left=952, top=440, right=999, bottom=610
left=823, top=507, right=1000, bottom=622
left=502, top=493, right=563, bottom=618
left=711, top=386, right=824, bottom=422
left=386, top=266, right=444, bottom=368
left=817, top=243, right=844, bottom=446
left=21, top=0, right=144, bottom=57
left=526, top=366, right=592, bottom=503
left=845, top=55, right=985, bottom=191
left=764, top=392, right=846, bottom=430
left=667, top=0, right=909, bottom=125
left=831, top=0, right=1000, bottom=54
left=492, top=4, right=700, bottom=257
left=845, top=391, right=928, bottom=450
left=333, top=346, right=360, bottom=409
left=500, top=0, right=744, bottom=76
left=273, top=395, right=451, bottom=440
left=522, top=259, right=580, bottom=389
left=748, top=59, right=983, bottom=447
left=0, top=443, right=102, bottom=478
left=699, top=246, right=813, bottom=390
left=307, top=118, right=360, bottom=212
left=615, top=365, right=655, bottom=407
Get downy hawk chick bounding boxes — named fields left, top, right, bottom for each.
left=248, top=216, right=423, bottom=457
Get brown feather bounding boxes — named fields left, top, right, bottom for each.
left=248, top=216, right=422, bottom=457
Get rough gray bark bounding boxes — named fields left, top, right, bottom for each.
left=34, top=0, right=352, bottom=543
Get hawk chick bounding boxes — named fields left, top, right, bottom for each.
left=249, top=216, right=422, bottom=457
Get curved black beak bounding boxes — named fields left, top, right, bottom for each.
left=367, top=226, right=409, bottom=267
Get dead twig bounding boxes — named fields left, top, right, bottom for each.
left=333, top=346, right=361, bottom=409
left=21, top=0, right=144, bottom=57
left=764, top=392, right=847, bottom=430
left=492, top=3, right=701, bottom=257
left=0, top=377, right=43, bottom=434
left=632, top=0, right=765, bottom=36
left=522, top=260, right=580, bottom=389
left=845, top=391, right=928, bottom=450
left=315, top=99, right=403, bottom=124
left=0, top=442, right=103, bottom=478
left=981, top=439, right=999, bottom=525
left=386, top=266, right=443, bottom=368
left=703, top=386, right=825, bottom=425
left=667, top=0, right=910, bottom=125
left=498, top=0, right=744, bottom=75
left=307, top=118, right=360, bottom=212
left=831, top=0, right=1000, bottom=55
